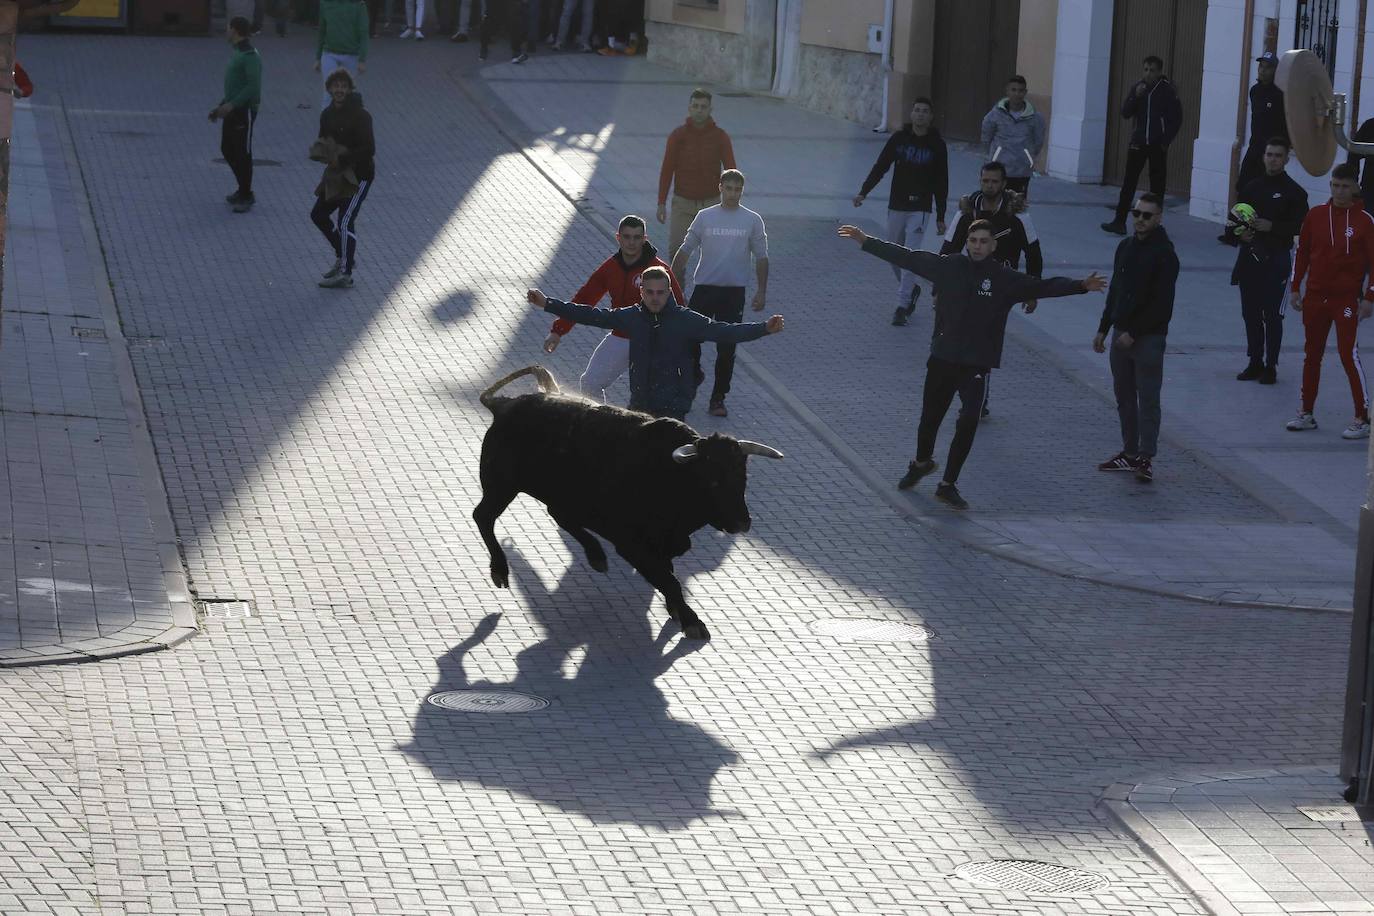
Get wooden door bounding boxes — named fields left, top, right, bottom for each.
left=931, top=0, right=1021, bottom=142
left=1103, top=0, right=1206, bottom=196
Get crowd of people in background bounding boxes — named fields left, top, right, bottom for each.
left=209, top=18, right=1374, bottom=509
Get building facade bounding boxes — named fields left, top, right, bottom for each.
left=646, top=0, right=1374, bottom=224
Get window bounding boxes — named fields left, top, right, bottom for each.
left=1295, top=0, right=1339, bottom=82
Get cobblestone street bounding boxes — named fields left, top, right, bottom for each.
left=0, top=32, right=1362, bottom=915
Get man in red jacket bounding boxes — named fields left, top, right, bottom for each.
left=542, top=214, right=685, bottom=401
left=657, top=88, right=737, bottom=257
left=1287, top=163, right=1374, bottom=439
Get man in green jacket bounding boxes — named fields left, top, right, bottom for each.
left=209, top=17, right=262, bottom=213
left=314, top=0, right=369, bottom=108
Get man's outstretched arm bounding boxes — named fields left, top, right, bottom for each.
left=838, top=225, right=944, bottom=283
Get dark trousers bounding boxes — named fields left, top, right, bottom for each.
left=1108, top=333, right=1167, bottom=459
left=253, top=0, right=288, bottom=33
left=916, top=356, right=988, bottom=485
left=689, top=285, right=746, bottom=405
left=220, top=107, right=256, bottom=198
left=1005, top=176, right=1030, bottom=197
left=1235, top=142, right=1265, bottom=193
left=481, top=0, right=526, bottom=54
left=1113, top=144, right=1168, bottom=223
left=311, top=179, right=373, bottom=273
left=1236, top=247, right=1289, bottom=368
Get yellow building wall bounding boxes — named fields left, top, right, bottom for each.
left=799, top=0, right=888, bottom=53
left=1015, top=0, right=1058, bottom=169
left=645, top=0, right=745, bottom=34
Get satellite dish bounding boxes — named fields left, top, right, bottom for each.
left=1278, top=49, right=1338, bottom=175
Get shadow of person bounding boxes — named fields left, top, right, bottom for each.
left=399, top=542, right=741, bottom=830
left=430, top=288, right=479, bottom=324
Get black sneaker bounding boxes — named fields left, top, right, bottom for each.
left=231, top=194, right=254, bottom=213
left=1097, top=451, right=1138, bottom=472
left=891, top=307, right=908, bottom=326
left=1134, top=458, right=1153, bottom=483
left=1259, top=366, right=1277, bottom=385
left=1236, top=364, right=1264, bottom=381
left=897, top=459, right=936, bottom=490
left=935, top=481, right=968, bottom=510
left=1100, top=221, right=1127, bottom=235
left=225, top=191, right=242, bottom=204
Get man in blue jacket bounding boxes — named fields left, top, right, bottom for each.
left=1102, top=55, right=1183, bottom=236
left=528, top=267, right=785, bottom=421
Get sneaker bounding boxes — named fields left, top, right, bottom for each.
left=1100, top=221, right=1127, bottom=235
left=414, top=29, right=424, bottom=40
left=512, top=52, right=529, bottom=63
left=231, top=196, right=254, bottom=213
left=322, top=260, right=343, bottom=280
left=319, top=273, right=354, bottom=289
left=1236, top=363, right=1264, bottom=381
left=400, top=27, right=414, bottom=38
left=708, top=402, right=728, bottom=417
left=1134, top=458, right=1154, bottom=483
left=450, top=30, right=468, bottom=42
left=935, top=481, right=969, bottom=510
left=552, top=40, right=564, bottom=51
left=1342, top=419, right=1371, bottom=440
left=1259, top=367, right=1277, bottom=385
left=478, top=45, right=489, bottom=60
left=891, top=307, right=908, bottom=327
left=1097, top=451, right=1139, bottom=471
left=225, top=191, right=244, bottom=204
left=897, top=459, right=936, bottom=490
left=1285, top=411, right=1318, bottom=431
left=578, top=41, right=593, bottom=52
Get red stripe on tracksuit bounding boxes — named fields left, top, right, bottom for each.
left=1290, top=201, right=1373, bottom=418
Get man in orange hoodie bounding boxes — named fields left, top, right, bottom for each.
left=543, top=214, right=685, bottom=402
left=657, top=88, right=737, bottom=257
left=1287, top=163, right=1374, bottom=439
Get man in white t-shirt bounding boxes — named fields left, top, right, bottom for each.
left=670, top=169, right=770, bottom=418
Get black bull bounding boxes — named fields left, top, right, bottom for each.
left=473, top=366, right=784, bottom=640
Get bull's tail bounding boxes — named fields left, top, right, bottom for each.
left=479, top=365, right=560, bottom=412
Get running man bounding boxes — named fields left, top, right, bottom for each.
left=838, top=221, right=1105, bottom=509
left=670, top=169, right=768, bottom=418
left=543, top=215, right=685, bottom=402
left=1286, top=162, right=1374, bottom=439
left=853, top=97, right=949, bottom=326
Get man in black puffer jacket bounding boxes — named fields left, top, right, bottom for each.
left=312, top=69, right=375, bottom=289
left=1102, top=55, right=1183, bottom=235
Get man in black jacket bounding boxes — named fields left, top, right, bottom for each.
left=941, top=161, right=1045, bottom=417
left=311, top=70, right=375, bottom=289
left=1231, top=137, right=1308, bottom=383
left=1095, top=193, right=1181, bottom=484
left=1102, top=55, right=1183, bottom=235
left=839, top=220, right=1105, bottom=510
left=853, top=97, right=949, bottom=326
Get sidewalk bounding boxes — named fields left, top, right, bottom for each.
left=0, top=97, right=194, bottom=664
left=467, top=51, right=1364, bottom=612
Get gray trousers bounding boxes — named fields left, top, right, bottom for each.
left=1109, top=333, right=1167, bottom=459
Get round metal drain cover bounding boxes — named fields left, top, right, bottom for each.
left=953, top=860, right=1108, bottom=894
left=425, top=690, right=549, bottom=714
left=813, top=618, right=932, bottom=641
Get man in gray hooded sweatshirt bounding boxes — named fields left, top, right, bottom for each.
left=981, top=75, right=1046, bottom=197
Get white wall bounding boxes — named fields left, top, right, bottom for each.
left=1190, top=0, right=1252, bottom=222
left=1047, top=0, right=1114, bottom=183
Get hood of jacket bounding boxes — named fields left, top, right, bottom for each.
left=615, top=239, right=661, bottom=271
left=682, top=116, right=720, bottom=132
left=994, top=97, right=1038, bottom=118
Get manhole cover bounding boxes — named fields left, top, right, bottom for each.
left=953, top=860, right=1108, bottom=894
left=71, top=325, right=106, bottom=339
left=813, top=618, right=932, bottom=641
left=1298, top=805, right=1370, bottom=823
left=426, top=690, right=549, bottom=714
left=200, top=599, right=254, bottom=619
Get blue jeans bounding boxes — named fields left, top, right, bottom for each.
left=1109, top=333, right=1167, bottom=459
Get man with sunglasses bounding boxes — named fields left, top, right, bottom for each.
left=1095, top=193, right=1180, bottom=484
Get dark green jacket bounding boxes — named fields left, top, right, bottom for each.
left=316, top=0, right=370, bottom=61
left=221, top=40, right=262, bottom=111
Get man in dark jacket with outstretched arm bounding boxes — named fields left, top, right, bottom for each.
left=1094, top=192, right=1180, bottom=484
left=529, top=267, right=784, bottom=421
left=839, top=221, right=1105, bottom=510
left=1102, top=55, right=1182, bottom=235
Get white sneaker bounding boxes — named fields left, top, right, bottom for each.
left=1286, top=411, right=1318, bottom=431
left=1342, top=419, right=1371, bottom=439
left=414, top=29, right=425, bottom=40
left=399, top=27, right=414, bottom=38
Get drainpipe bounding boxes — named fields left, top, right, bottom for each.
left=1351, top=0, right=1368, bottom=134
left=1229, top=0, right=1257, bottom=207
left=876, top=0, right=895, bottom=132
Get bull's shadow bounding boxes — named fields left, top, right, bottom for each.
left=401, top=539, right=741, bottom=829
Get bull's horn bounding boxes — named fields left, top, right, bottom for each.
left=738, top=440, right=784, bottom=460
left=671, top=442, right=700, bottom=463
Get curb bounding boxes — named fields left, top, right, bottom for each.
left=453, top=63, right=1352, bottom=617
left=0, top=94, right=202, bottom=668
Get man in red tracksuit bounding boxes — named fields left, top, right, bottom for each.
left=542, top=214, right=685, bottom=402
left=1288, top=162, right=1374, bottom=439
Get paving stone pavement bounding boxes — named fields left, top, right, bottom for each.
left=0, top=94, right=194, bottom=665
left=0, top=31, right=1361, bottom=915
